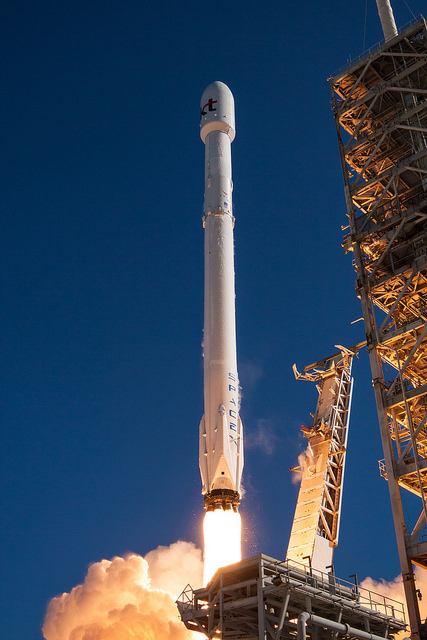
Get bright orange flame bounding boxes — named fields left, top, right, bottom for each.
left=203, top=509, right=242, bottom=585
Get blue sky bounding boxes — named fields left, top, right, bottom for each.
left=2, top=1, right=426, bottom=637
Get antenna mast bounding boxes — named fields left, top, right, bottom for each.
left=375, top=0, right=398, bottom=40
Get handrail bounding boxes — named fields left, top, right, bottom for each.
left=330, top=15, right=425, bottom=79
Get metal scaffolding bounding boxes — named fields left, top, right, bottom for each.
left=330, top=17, right=427, bottom=639
left=288, top=348, right=356, bottom=572
left=177, top=555, right=406, bottom=640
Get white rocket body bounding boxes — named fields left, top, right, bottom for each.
left=199, top=82, right=243, bottom=512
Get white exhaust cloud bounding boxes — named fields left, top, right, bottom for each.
left=291, top=444, right=315, bottom=485
left=144, top=540, right=203, bottom=597
left=42, top=541, right=203, bottom=640
left=361, top=566, right=427, bottom=636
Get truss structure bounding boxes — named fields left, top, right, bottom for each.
left=177, top=555, right=406, bottom=640
left=330, top=17, right=427, bottom=639
left=288, top=348, right=355, bottom=572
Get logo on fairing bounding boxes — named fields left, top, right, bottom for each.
left=200, top=98, right=217, bottom=118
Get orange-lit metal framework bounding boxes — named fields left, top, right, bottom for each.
left=330, top=17, right=427, bottom=639
left=177, top=555, right=406, bottom=640
left=287, top=348, right=355, bottom=573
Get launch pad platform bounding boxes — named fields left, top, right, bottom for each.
left=177, top=554, right=406, bottom=640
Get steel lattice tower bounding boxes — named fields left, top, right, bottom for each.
left=288, top=349, right=355, bottom=573
left=330, top=17, right=427, bottom=640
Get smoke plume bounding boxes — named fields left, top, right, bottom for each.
left=291, top=443, right=315, bottom=484
left=245, top=419, right=279, bottom=455
left=144, top=540, right=203, bottom=597
left=361, top=565, right=427, bottom=634
left=42, top=541, right=203, bottom=640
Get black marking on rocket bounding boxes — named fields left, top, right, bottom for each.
left=200, top=98, right=217, bottom=118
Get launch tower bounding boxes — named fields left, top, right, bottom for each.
left=287, top=348, right=355, bottom=573
left=330, top=15, right=427, bottom=640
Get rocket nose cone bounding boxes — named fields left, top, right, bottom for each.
left=200, top=81, right=235, bottom=143
left=201, top=81, right=233, bottom=101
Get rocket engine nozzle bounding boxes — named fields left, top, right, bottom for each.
left=204, top=489, right=240, bottom=513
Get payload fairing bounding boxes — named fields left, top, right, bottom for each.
left=198, top=82, right=244, bottom=512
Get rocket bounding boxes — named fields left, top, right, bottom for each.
left=199, top=81, right=244, bottom=513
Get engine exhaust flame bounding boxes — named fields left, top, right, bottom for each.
left=203, top=508, right=242, bottom=585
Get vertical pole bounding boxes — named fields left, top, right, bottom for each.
left=375, top=0, right=398, bottom=41
left=258, top=560, right=266, bottom=640
left=363, top=293, right=421, bottom=639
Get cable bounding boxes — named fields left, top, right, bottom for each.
left=363, top=0, right=368, bottom=51
left=401, top=0, right=416, bottom=20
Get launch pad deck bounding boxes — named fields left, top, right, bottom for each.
left=177, top=554, right=406, bottom=640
